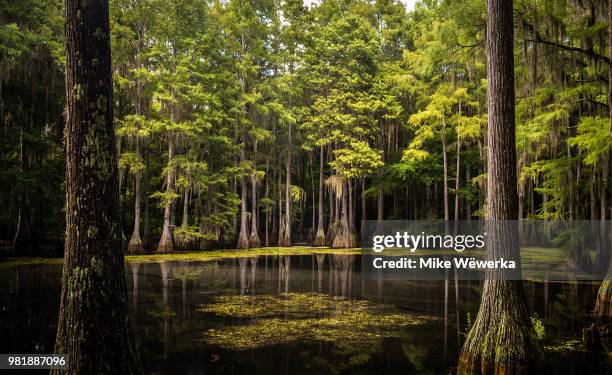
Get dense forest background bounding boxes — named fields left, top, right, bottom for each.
left=2, top=0, right=612, bottom=254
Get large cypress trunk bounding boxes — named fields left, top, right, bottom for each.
left=332, top=180, right=357, bottom=248
left=457, top=0, right=543, bottom=373
left=53, top=0, right=142, bottom=373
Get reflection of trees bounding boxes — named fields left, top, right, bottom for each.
left=278, top=256, right=291, bottom=293
left=173, top=261, right=200, bottom=318
left=329, top=255, right=354, bottom=298
left=316, top=254, right=325, bottom=293
left=129, top=262, right=141, bottom=314
left=444, top=269, right=448, bottom=361
left=159, top=261, right=173, bottom=359
left=238, top=257, right=259, bottom=295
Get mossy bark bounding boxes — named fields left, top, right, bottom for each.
left=458, top=279, right=543, bottom=374
left=458, top=0, right=543, bottom=373
left=53, top=1, right=142, bottom=373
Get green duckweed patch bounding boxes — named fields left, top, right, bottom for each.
left=0, top=247, right=359, bottom=268
left=199, top=293, right=430, bottom=350
left=125, top=247, right=361, bottom=264
left=0, top=257, right=63, bottom=269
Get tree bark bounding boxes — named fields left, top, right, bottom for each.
left=594, top=0, right=612, bottom=320
left=361, top=179, right=367, bottom=228
left=458, top=0, right=543, bottom=372
left=441, top=126, right=449, bottom=221
left=53, top=0, right=142, bottom=372
left=314, top=146, right=326, bottom=246
left=454, top=138, right=461, bottom=222
left=332, top=180, right=356, bottom=248
left=280, top=122, right=292, bottom=246
left=249, top=140, right=261, bottom=247
left=157, top=134, right=175, bottom=253
left=265, top=162, right=270, bottom=247
left=127, top=134, right=142, bottom=254
left=237, top=131, right=249, bottom=249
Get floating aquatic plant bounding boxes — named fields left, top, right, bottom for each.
left=198, top=293, right=430, bottom=350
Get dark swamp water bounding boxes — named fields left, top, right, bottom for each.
left=0, top=254, right=610, bottom=374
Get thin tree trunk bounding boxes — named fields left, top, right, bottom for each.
left=265, top=162, right=270, bottom=247
left=309, top=152, right=316, bottom=242
left=12, top=125, right=28, bottom=254
left=281, top=123, right=292, bottom=246
left=237, top=130, right=249, bottom=249
left=53, top=1, right=142, bottom=372
left=361, top=179, right=366, bottom=229
left=348, top=178, right=354, bottom=232
left=466, top=167, right=472, bottom=219
left=454, top=138, right=461, bottom=222
left=157, top=135, right=175, bottom=253
left=249, top=140, right=261, bottom=247
left=128, top=34, right=144, bottom=253
left=441, top=127, right=449, bottom=221
left=458, top=0, right=543, bottom=372
left=127, top=163, right=142, bottom=253
left=142, top=148, right=151, bottom=251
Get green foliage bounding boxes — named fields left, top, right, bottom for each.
left=530, top=313, right=546, bottom=341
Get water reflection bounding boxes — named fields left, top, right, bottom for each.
left=0, top=255, right=607, bottom=374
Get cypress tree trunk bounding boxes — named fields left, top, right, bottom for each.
left=595, top=254, right=612, bottom=318
left=127, top=134, right=142, bottom=254
left=458, top=0, right=543, bottom=373
left=280, top=123, right=292, bottom=246
left=53, top=0, right=142, bottom=373
left=361, top=179, right=366, bottom=228
left=265, top=163, right=270, bottom=247
left=314, top=146, right=326, bottom=246
left=455, top=138, right=461, bottom=222
left=142, top=148, right=151, bottom=251
left=128, top=35, right=144, bottom=254
left=249, top=172, right=261, bottom=247
left=594, top=0, right=612, bottom=320
left=249, top=140, right=261, bottom=247
left=157, top=135, right=175, bottom=253
left=441, top=127, right=449, bottom=221
left=309, top=152, right=316, bottom=242
left=332, top=180, right=357, bottom=248
left=237, top=134, right=249, bottom=249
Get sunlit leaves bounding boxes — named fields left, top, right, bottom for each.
left=568, top=116, right=611, bottom=166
